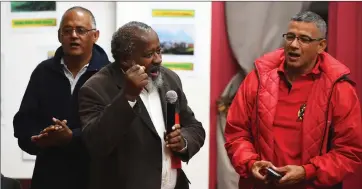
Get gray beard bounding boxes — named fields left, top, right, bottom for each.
left=145, top=73, right=163, bottom=92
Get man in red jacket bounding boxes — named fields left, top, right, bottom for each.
left=224, top=11, right=362, bottom=189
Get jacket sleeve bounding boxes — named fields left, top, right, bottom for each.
left=78, top=84, right=136, bottom=157
left=173, top=75, right=206, bottom=162
left=306, top=81, right=362, bottom=186
left=224, top=70, right=260, bottom=178
left=13, top=67, right=43, bottom=155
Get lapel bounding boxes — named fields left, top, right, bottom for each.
left=110, top=63, right=168, bottom=138
left=134, top=96, right=159, bottom=137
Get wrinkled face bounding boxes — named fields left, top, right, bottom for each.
left=131, top=29, right=162, bottom=81
left=58, top=9, right=99, bottom=56
left=283, top=21, right=326, bottom=70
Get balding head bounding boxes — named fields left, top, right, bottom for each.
left=60, top=6, right=96, bottom=29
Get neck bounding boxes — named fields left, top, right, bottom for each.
left=63, top=52, right=92, bottom=73
left=285, top=57, right=318, bottom=82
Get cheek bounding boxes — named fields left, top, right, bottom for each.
left=137, top=57, right=152, bottom=67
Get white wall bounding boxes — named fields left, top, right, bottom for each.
left=1, top=2, right=211, bottom=189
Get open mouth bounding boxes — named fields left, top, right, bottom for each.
left=288, top=52, right=301, bottom=58
left=148, top=66, right=160, bottom=77
left=150, top=70, right=159, bottom=77
left=70, top=42, right=81, bottom=48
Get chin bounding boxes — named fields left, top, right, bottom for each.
left=65, top=50, right=84, bottom=56
left=146, top=74, right=163, bottom=91
left=286, top=61, right=304, bottom=69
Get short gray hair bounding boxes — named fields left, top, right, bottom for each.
left=60, top=6, right=96, bottom=29
left=111, top=21, right=152, bottom=62
left=291, top=11, right=327, bottom=38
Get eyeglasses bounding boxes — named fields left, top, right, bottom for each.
left=60, top=27, right=96, bottom=36
left=282, top=33, right=324, bottom=44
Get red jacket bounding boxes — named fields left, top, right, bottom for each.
left=224, top=48, right=362, bottom=188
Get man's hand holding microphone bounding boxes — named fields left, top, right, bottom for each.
left=122, top=62, right=186, bottom=154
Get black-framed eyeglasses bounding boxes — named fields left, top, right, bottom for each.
left=60, top=27, right=96, bottom=36
left=282, top=33, right=324, bottom=44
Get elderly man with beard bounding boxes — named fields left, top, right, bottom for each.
left=78, top=21, right=205, bottom=189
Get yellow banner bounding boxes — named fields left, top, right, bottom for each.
left=12, top=18, right=57, bottom=28
left=152, top=9, right=195, bottom=18
left=163, top=62, right=194, bottom=71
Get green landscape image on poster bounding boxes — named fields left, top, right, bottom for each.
left=11, top=1, right=56, bottom=12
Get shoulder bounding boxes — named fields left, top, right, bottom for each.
left=82, top=63, right=114, bottom=89
left=332, top=80, right=360, bottom=109
left=161, top=66, right=183, bottom=87
left=27, top=58, right=55, bottom=80
left=242, top=69, right=259, bottom=94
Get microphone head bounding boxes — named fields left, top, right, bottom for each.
left=166, top=90, right=178, bottom=104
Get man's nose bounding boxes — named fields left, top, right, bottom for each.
left=70, top=29, right=79, bottom=38
left=290, top=38, right=300, bottom=49
left=153, top=53, right=162, bottom=65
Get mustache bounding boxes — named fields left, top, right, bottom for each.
left=147, top=64, right=161, bottom=74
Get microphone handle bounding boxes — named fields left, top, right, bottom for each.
left=166, top=103, right=178, bottom=134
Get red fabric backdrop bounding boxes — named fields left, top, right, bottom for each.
left=328, top=2, right=362, bottom=189
left=209, top=2, right=238, bottom=189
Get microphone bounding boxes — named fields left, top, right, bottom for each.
left=166, top=90, right=179, bottom=134
left=165, top=90, right=182, bottom=169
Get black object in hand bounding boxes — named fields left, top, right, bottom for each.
left=266, top=167, right=282, bottom=180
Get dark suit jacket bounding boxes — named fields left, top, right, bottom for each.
left=1, top=174, right=22, bottom=189
left=78, top=62, right=205, bottom=189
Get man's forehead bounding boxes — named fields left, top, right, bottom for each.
left=133, top=29, right=156, bottom=42
left=288, top=21, right=320, bottom=37
left=61, top=9, right=92, bottom=27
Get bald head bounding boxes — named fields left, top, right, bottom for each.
left=60, top=6, right=96, bottom=29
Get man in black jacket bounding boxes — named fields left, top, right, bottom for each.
left=12, top=6, right=109, bottom=189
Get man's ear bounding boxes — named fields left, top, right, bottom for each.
left=317, top=39, right=327, bottom=54
left=93, top=30, right=100, bottom=44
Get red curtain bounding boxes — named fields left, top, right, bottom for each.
left=328, top=2, right=362, bottom=189
left=210, top=2, right=239, bottom=189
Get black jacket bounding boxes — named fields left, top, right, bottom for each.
left=13, top=44, right=109, bottom=189
left=1, top=174, right=22, bottom=189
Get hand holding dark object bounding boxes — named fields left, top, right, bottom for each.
left=31, top=118, right=72, bottom=148
left=124, top=64, right=148, bottom=101
left=165, top=124, right=186, bottom=153
left=265, top=167, right=283, bottom=181
left=274, top=165, right=306, bottom=186
left=251, top=160, right=278, bottom=184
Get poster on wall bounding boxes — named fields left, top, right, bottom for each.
left=11, top=1, right=56, bottom=12
left=151, top=8, right=196, bottom=76
left=153, top=24, right=194, bottom=71
left=151, top=9, right=195, bottom=18
left=9, top=1, right=58, bottom=33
